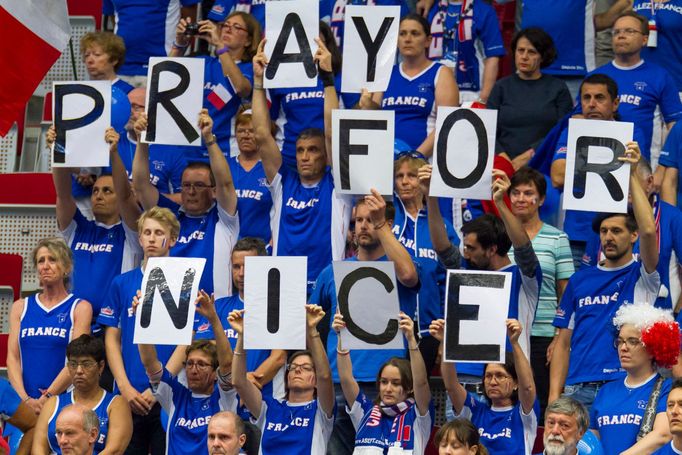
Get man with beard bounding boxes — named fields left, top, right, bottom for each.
left=549, top=142, right=660, bottom=409
left=535, top=397, right=592, bottom=455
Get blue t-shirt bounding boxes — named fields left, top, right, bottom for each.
left=309, top=255, right=417, bottom=382
left=591, top=374, right=671, bottom=454
left=0, top=379, right=21, bottom=419
left=97, top=267, right=176, bottom=393
left=553, top=260, right=661, bottom=384
left=153, top=368, right=237, bottom=455
left=634, top=0, right=682, bottom=92
left=587, top=60, right=682, bottom=156
left=62, top=209, right=141, bottom=319
left=208, top=0, right=334, bottom=32
left=457, top=392, right=539, bottom=455
left=47, top=390, right=116, bottom=454
left=520, top=0, right=595, bottom=76
left=426, top=0, right=505, bottom=92
left=660, top=121, right=682, bottom=209
left=103, top=0, right=200, bottom=76
left=269, top=166, right=352, bottom=292
left=228, top=156, right=273, bottom=243
left=653, top=442, right=682, bottom=454
left=329, top=0, right=408, bottom=49
left=382, top=62, right=442, bottom=150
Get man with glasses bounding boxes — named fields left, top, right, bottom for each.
left=132, top=109, right=239, bottom=298
left=534, top=397, right=598, bottom=455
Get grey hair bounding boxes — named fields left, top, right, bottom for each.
left=545, top=397, right=590, bottom=433
left=61, top=404, right=100, bottom=434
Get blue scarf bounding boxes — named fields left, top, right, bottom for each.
left=355, top=396, right=416, bottom=451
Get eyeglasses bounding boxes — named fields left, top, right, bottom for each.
left=221, top=22, right=248, bottom=33
left=483, top=372, right=512, bottom=382
left=614, top=337, right=643, bottom=349
left=131, top=103, right=145, bottom=112
left=181, top=182, right=214, bottom=192
left=613, top=28, right=644, bottom=37
left=236, top=128, right=254, bottom=136
left=184, top=361, right=213, bottom=370
left=67, top=360, right=98, bottom=370
left=287, top=363, right=314, bottom=373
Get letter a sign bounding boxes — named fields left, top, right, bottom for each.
left=134, top=257, right=206, bottom=345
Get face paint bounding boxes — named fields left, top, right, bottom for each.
left=161, top=237, right=167, bottom=249
left=530, top=197, right=538, bottom=205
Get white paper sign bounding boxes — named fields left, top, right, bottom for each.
left=264, top=0, right=319, bottom=89
left=341, top=5, right=399, bottom=93
left=141, top=57, right=204, bottom=146
left=333, top=261, right=403, bottom=350
left=563, top=118, right=633, bottom=213
left=443, top=270, right=511, bottom=363
left=331, top=109, right=394, bottom=195
left=134, top=257, right=206, bottom=345
left=430, top=107, right=497, bottom=199
left=244, top=256, right=307, bottom=350
left=52, top=81, right=111, bottom=167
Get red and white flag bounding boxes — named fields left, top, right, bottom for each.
left=0, top=0, right=70, bottom=136
left=207, top=83, right=233, bottom=111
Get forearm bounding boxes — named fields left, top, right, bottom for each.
left=207, top=141, right=238, bottom=215
left=548, top=334, right=569, bottom=401
left=251, top=350, right=286, bottom=385
left=377, top=225, right=418, bottom=287
left=46, top=366, right=72, bottom=395
left=416, top=130, right=435, bottom=158
left=16, top=427, right=35, bottom=455
left=440, top=359, right=466, bottom=413
left=219, top=54, right=251, bottom=97
left=479, top=57, right=500, bottom=103
left=408, top=339, right=430, bottom=412
left=512, top=340, right=535, bottom=411
left=594, top=0, right=630, bottom=31
left=7, top=353, right=28, bottom=399
left=231, top=337, right=248, bottom=387
left=106, top=331, right=135, bottom=393
left=621, top=428, right=670, bottom=455
left=631, top=172, right=658, bottom=272
left=324, top=84, right=339, bottom=164
left=495, top=198, right=531, bottom=248
left=661, top=168, right=678, bottom=206
left=209, top=315, right=233, bottom=375
left=336, top=350, right=359, bottom=405
left=551, top=159, right=566, bottom=189
left=427, top=197, right=454, bottom=254
left=132, top=142, right=157, bottom=209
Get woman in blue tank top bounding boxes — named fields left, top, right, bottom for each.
left=33, top=334, right=132, bottom=454
left=7, top=238, right=92, bottom=416
left=364, top=13, right=459, bottom=156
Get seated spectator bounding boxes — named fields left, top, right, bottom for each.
left=487, top=28, right=573, bottom=170
left=332, top=312, right=432, bottom=453
left=32, top=334, right=132, bottom=454
left=207, top=411, right=247, bottom=455
left=54, top=404, right=100, bottom=455
left=0, top=378, right=37, bottom=455
left=590, top=303, right=676, bottom=454
left=432, top=319, right=538, bottom=455
left=538, top=397, right=598, bottom=455
left=7, top=238, right=92, bottom=415
left=435, top=419, right=488, bottom=455
left=132, top=110, right=239, bottom=298
left=654, top=380, right=682, bottom=454
left=138, top=291, right=236, bottom=455
left=81, top=31, right=132, bottom=94
left=172, top=12, right=258, bottom=154
left=228, top=305, right=335, bottom=454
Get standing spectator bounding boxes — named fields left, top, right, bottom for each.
left=654, top=380, right=682, bottom=454
left=487, top=28, right=573, bottom=170
left=661, top=121, right=682, bottom=208
left=362, top=13, right=459, bottom=155
left=103, top=0, right=198, bottom=82
left=7, top=238, right=92, bottom=415
left=54, top=405, right=100, bottom=455
left=549, top=142, right=661, bottom=408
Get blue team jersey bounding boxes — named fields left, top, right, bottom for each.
left=660, top=121, right=682, bottom=209
left=194, top=294, right=284, bottom=400
left=228, top=156, right=273, bottom=243
left=553, top=260, right=660, bottom=384
left=208, top=0, right=334, bottom=32
left=103, top=0, right=200, bottom=76
left=309, top=255, right=416, bottom=382
left=382, top=62, right=442, bottom=150
left=426, top=0, right=505, bottom=92
left=348, top=392, right=433, bottom=453
left=0, top=379, right=20, bottom=420
left=256, top=396, right=334, bottom=455
left=19, top=294, right=81, bottom=398
left=392, top=197, right=457, bottom=335
left=457, top=392, right=539, bottom=455
left=62, top=209, right=141, bottom=319
left=653, top=442, right=682, bottom=454
left=268, top=74, right=359, bottom=170
left=634, top=0, right=682, bottom=92
left=153, top=369, right=238, bottom=455
left=521, top=0, right=595, bottom=76
left=113, top=78, right=134, bottom=95
left=591, top=374, right=671, bottom=454
left=269, top=166, right=352, bottom=292
left=329, top=0, right=408, bottom=48
left=587, top=61, right=682, bottom=155
left=97, top=268, right=176, bottom=393
left=47, top=390, right=117, bottom=454
left=157, top=197, right=239, bottom=298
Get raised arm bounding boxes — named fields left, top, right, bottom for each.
left=417, top=66, right=459, bottom=158
left=508, top=319, right=536, bottom=414
left=131, top=113, right=160, bottom=210
left=332, top=313, right=360, bottom=406
left=315, top=37, right=338, bottom=166
left=199, top=110, right=238, bottom=215
left=430, top=319, right=466, bottom=413
left=47, top=126, right=77, bottom=230
left=196, top=290, right=233, bottom=376
left=306, top=304, right=334, bottom=418
left=106, top=127, right=141, bottom=231
left=624, top=141, right=658, bottom=273
left=251, top=39, right=281, bottom=182
left=401, top=313, right=430, bottom=415
left=548, top=328, right=572, bottom=403
left=419, top=165, right=461, bottom=266
left=661, top=166, right=678, bottom=206
left=247, top=350, right=287, bottom=391
left=228, top=309, right=263, bottom=418
left=492, top=169, right=532, bottom=249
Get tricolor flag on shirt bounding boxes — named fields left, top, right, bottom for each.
left=207, top=83, right=233, bottom=111
left=0, top=0, right=71, bottom=136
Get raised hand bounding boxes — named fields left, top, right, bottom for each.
left=227, top=309, right=245, bottom=335
left=506, top=319, right=522, bottom=345
left=314, top=37, right=332, bottom=73
left=491, top=169, right=511, bottom=204
left=253, top=39, right=268, bottom=79
left=429, top=318, right=445, bottom=342
left=418, top=164, right=432, bottom=197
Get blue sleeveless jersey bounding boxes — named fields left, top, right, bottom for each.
left=382, top=62, right=441, bottom=150
left=19, top=294, right=80, bottom=398
left=228, top=157, right=273, bottom=243
left=47, top=390, right=117, bottom=454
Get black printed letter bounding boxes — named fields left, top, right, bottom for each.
left=266, top=268, right=281, bottom=334
left=265, top=13, right=317, bottom=81
left=573, top=136, right=626, bottom=201
left=436, top=109, right=488, bottom=188
left=140, top=267, right=195, bottom=329
left=351, top=16, right=394, bottom=82
left=339, top=119, right=388, bottom=190
left=54, top=84, right=105, bottom=164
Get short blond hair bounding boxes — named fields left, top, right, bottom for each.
left=32, top=238, right=73, bottom=286
left=137, top=207, right=180, bottom=240
left=80, top=31, right=126, bottom=71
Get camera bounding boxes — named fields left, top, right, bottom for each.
left=184, top=23, right=200, bottom=36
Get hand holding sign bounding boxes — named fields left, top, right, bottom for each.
left=134, top=112, right=148, bottom=141
left=195, top=290, right=218, bottom=321
left=491, top=169, right=511, bottom=204
left=314, top=37, right=332, bottom=73
left=365, top=189, right=387, bottom=229
left=506, top=319, right=522, bottom=345
left=253, top=39, right=268, bottom=80
left=417, top=164, right=432, bottom=197
left=619, top=141, right=641, bottom=175
left=198, top=108, right=214, bottom=143
left=104, top=127, right=120, bottom=154
left=398, top=312, right=417, bottom=347
left=428, top=318, right=445, bottom=342
left=227, top=309, right=245, bottom=335
left=306, top=304, right=326, bottom=335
